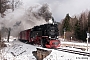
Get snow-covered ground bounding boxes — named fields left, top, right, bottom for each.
left=0, top=38, right=90, bottom=60
left=44, top=49, right=89, bottom=60
left=61, top=41, right=90, bottom=46
left=0, top=40, right=37, bottom=60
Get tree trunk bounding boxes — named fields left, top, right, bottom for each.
left=7, top=28, right=11, bottom=42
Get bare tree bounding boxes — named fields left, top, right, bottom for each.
left=11, top=0, right=22, bottom=11
left=0, top=0, right=8, bottom=17
left=0, top=0, right=22, bottom=17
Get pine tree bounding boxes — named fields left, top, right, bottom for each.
left=74, top=20, right=82, bottom=40
left=63, top=14, right=71, bottom=31
left=74, top=13, right=87, bottom=41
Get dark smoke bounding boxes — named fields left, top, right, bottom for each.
left=38, top=4, right=52, bottom=22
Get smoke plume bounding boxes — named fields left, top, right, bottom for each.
left=0, top=4, right=52, bottom=37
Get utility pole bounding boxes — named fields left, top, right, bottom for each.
left=64, top=28, right=66, bottom=41
left=71, top=37, right=72, bottom=41
left=64, top=31, right=66, bottom=41
left=86, top=32, right=89, bottom=51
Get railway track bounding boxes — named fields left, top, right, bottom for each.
left=20, top=40, right=90, bottom=57
left=55, top=48, right=90, bottom=57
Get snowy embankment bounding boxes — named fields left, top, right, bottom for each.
left=44, top=49, right=90, bottom=60
left=1, top=40, right=37, bottom=60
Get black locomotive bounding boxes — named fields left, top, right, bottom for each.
left=19, top=23, right=60, bottom=48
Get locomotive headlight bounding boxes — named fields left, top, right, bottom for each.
left=49, top=36, right=51, bottom=38
left=57, top=36, right=59, bottom=38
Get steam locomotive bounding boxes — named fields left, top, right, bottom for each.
left=19, top=23, right=60, bottom=48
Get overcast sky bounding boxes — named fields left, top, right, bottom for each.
left=22, top=0, right=90, bottom=22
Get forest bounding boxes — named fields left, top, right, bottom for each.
left=58, top=11, right=90, bottom=42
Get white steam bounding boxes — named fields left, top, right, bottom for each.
left=0, top=3, right=52, bottom=37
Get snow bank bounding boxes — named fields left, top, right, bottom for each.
left=1, top=40, right=37, bottom=60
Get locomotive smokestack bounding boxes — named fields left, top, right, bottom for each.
left=48, top=18, right=53, bottom=23
left=47, top=17, right=54, bottom=24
